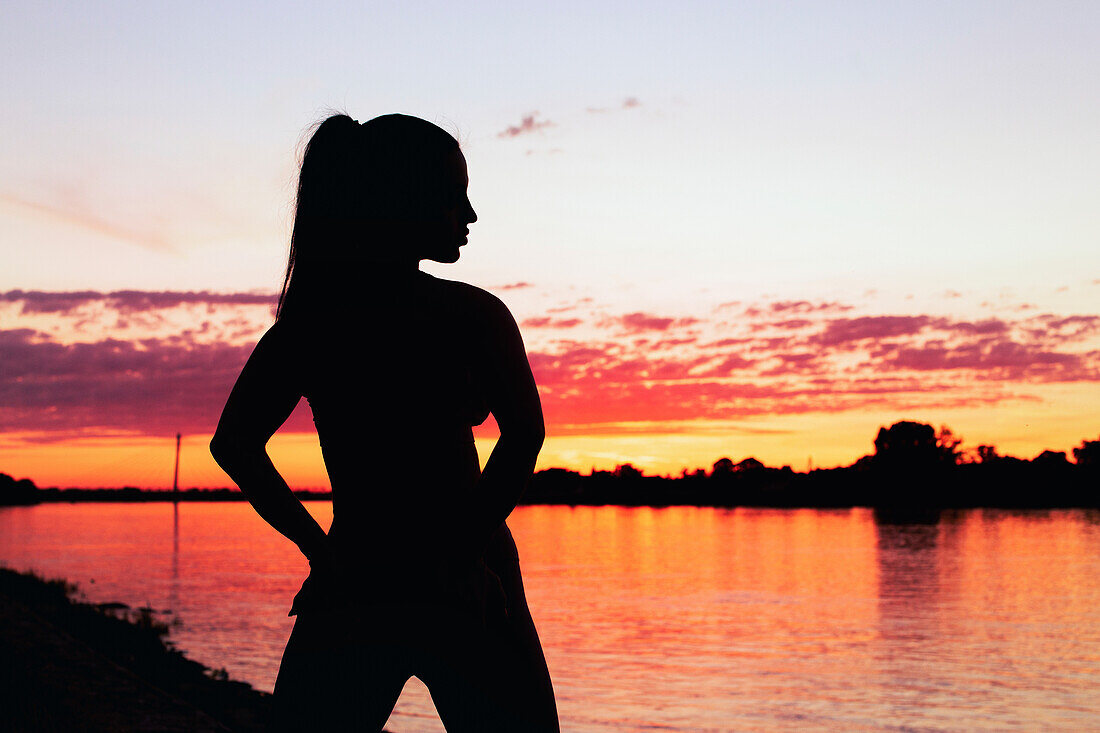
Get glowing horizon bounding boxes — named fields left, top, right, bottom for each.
left=2, top=280, right=1097, bottom=488
left=2, top=2, right=1098, bottom=488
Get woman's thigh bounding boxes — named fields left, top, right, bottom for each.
left=271, top=611, right=410, bottom=732
left=432, top=529, right=559, bottom=732
left=272, top=532, right=559, bottom=733
left=417, top=613, right=558, bottom=733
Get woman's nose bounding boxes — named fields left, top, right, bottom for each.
left=466, top=198, right=478, bottom=224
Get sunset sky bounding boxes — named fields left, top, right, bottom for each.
left=2, top=2, right=1098, bottom=488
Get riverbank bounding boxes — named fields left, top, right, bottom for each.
left=0, top=566, right=271, bottom=732
left=5, top=451, right=1099, bottom=509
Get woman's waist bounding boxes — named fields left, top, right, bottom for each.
left=316, top=421, right=477, bottom=449
left=325, top=515, right=466, bottom=560
left=289, top=552, right=504, bottom=617
left=323, top=440, right=480, bottom=486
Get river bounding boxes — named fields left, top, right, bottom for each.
left=2, top=503, right=1098, bottom=731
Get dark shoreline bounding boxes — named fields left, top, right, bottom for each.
left=0, top=566, right=272, bottom=732
left=5, top=461, right=1099, bottom=511
left=5, top=420, right=1097, bottom=509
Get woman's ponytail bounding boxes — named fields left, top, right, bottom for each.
left=276, top=112, right=460, bottom=321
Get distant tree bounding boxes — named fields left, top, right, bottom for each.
left=873, top=421, right=963, bottom=469
left=975, top=445, right=1000, bottom=464
left=733, top=457, right=765, bottom=472
left=711, top=458, right=734, bottom=477
left=873, top=421, right=940, bottom=468
left=852, top=454, right=876, bottom=471
left=613, top=463, right=643, bottom=480
left=1032, top=450, right=1071, bottom=468
left=1073, top=438, right=1100, bottom=467
left=0, top=473, right=39, bottom=505
left=526, top=467, right=582, bottom=503
left=935, top=425, right=964, bottom=465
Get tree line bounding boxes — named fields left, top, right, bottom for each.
left=520, top=421, right=1100, bottom=509
left=2, top=421, right=1098, bottom=508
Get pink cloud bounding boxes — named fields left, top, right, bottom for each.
left=942, top=318, right=1010, bottom=335
left=881, top=340, right=1095, bottom=380
left=814, top=316, right=933, bottom=347
left=609, top=312, right=699, bottom=332
left=703, top=337, right=754, bottom=348
left=1034, top=314, right=1100, bottom=343
left=650, top=337, right=698, bottom=349
left=701, top=354, right=756, bottom=376
left=547, top=297, right=593, bottom=313
left=747, top=336, right=798, bottom=353
left=497, top=113, right=554, bottom=138
left=492, top=282, right=534, bottom=291
left=750, top=319, right=813, bottom=332
left=4, top=290, right=1100, bottom=442
left=1, top=289, right=276, bottom=315
left=762, top=300, right=854, bottom=315
left=0, top=328, right=302, bottom=439
left=586, top=97, right=642, bottom=114
left=521, top=317, right=583, bottom=329
left=758, top=352, right=825, bottom=377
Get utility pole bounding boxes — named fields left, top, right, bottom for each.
left=173, top=433, right=181, bottom=500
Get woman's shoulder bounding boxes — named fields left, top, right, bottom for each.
left=420, top=273, right=514, bottom=321
left=255, top=314, right=315, bottom=357
left=262, top=314, right=304, bottom=339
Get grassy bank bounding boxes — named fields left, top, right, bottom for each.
left=0, top=566, right=271, bottom=732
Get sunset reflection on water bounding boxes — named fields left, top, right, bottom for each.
left=2, top=503, right=1098, bottom=731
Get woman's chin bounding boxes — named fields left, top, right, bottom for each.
left=425, top=248, right=462, bottom=264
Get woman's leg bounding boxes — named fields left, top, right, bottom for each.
left=486, top=551, right=560, bottom=731
left=417, top=604, right=558, bottom=733
left=425, top=523, right=559, bottom=732
left=271, top=609, right=410, bottom=732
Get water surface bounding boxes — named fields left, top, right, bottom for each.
left=1, top=503, right=1098, bottom=731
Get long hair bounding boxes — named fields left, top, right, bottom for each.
left=275, top=113, right=460, bottom=321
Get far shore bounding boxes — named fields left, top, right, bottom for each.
left=4, top=420, right=1098, bottom=510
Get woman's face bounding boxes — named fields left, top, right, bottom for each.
left=417, top=149, right=477, bottom=264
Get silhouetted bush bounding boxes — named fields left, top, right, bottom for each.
left=0, top=473, right=39, bottom=505
left=5, top=421, right=1098, bottom=509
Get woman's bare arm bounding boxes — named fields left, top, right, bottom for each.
left=465, top=293, right=545, bottom=555
left=209, top=322, right=329, bottom=561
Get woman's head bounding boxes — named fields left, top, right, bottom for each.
left=277, top=113, right=477, bottom=318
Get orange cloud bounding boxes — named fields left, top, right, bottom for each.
left=3, top=291, right=1099, bottom=450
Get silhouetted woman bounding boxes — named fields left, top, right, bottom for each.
left=210, top=113, right=558, bottom=732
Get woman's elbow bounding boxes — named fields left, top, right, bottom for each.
left=209, top=432, right=260, bottom=467
left=209, top=434, right=233, bottom=466
left=508, top=423, right=545, bottom=453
